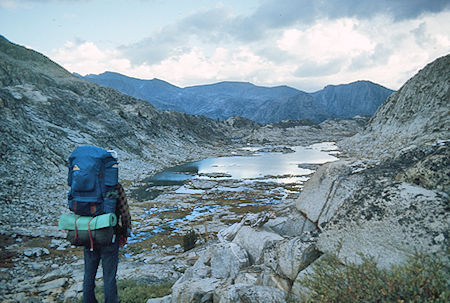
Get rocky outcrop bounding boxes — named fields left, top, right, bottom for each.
left=165, top=212, right=320, bottom=303
left=341, top=55, right=450, bottom=159
left=296, top=149, right=449, bottom=268
left=294, top=55, right=450, bottom=269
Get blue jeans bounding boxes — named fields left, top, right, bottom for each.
left=83, top=240, right=119, bottom=303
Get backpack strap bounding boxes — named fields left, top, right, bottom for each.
left=74, top=216, right=80, bottom=245
left=88, top=217, right=95, bottom=251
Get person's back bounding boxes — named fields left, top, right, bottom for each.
left=66, top=146, right=131, bottom=303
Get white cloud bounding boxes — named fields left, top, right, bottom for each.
left=51, top=41, right=131, bottom=75
left=277, top=19, right=375, bottom=61
left=50, top=9, right=450, bottom=92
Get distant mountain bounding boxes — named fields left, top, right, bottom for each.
left=79, top=72, right=394, bottom=124
left=251, top=92, right=332, bottom=124
left=311, top=80, right=395, bottom=118
left=81, top=72, right=187, bottom=111
left=184, top=81, right=301, bottom=100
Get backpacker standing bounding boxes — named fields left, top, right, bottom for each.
left=67, top=146, right=131, bottom=303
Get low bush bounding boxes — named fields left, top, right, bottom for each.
left=299, top=253, right=449, bottom=302
left=183, top=229, right=197, bottom=252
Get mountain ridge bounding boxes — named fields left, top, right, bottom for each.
left=79, top=71, right=394, bottom=123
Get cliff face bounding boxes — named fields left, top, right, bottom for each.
left=311, top=80, right=394, bottom=118
left=0, top=36, right=229, bottom=229
left=297, top=55, right=449, bottom=269
left=342, top=55, right=450, bottom=159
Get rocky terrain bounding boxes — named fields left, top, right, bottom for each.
left=0, top=36, right=371, bottom=302
left=0, top=34, right=232, bottom=233
left=147, top=55, right=449, bottom=302
left=80, top=72, right=394, bottom=123
left=0, top=34, right=447, bottom=302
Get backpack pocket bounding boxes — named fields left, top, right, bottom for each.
left=104, top=167, right=118, bottom=187
left=72, top=170, right=96, bottom=192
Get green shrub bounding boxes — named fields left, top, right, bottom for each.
left=183, top=229, right=197, bottom=252
left=299, top=253, right=449, bottom=303
left=79, top=279, right=173, bottom=303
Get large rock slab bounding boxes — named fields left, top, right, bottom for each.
left=232, top=226, right=284, bottom=264
left=266, top=214, right=317, bottom=237
left=170, top=242, right=250, bottom=302
left=295, top=160, right=363, bottom=229
left=210, top=242, right=250, bottom=280
left=317, top=182, right=449, bottom=268
left=177, top=242, right=250, bottom=283
left=171, top=277, right=221, bottom=303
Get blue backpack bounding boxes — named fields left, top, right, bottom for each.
left=67, top=146, right=118, bottom=216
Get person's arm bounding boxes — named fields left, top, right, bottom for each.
left=116, top=183, right=132, bottom=236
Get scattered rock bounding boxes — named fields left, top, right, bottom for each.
left=38, top=277, right=68, bottom=293
left=23, top=248, right=50, bottom=258
left=147, top=295, right=172, bottom=303
left=232, top=226, right=283, bottom=264
left=214, top=284, right=288, bottom=303
left=262, top=237, right=321, bottom=280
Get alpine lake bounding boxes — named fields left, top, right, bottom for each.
left=125, top=142, right=339, bottom=256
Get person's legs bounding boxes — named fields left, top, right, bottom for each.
left=101, top=240, right=119, bottom=303
left=83, top=247, right=101, bottom=303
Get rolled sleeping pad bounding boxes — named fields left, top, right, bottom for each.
left=58, top=213, right=117, bottom=248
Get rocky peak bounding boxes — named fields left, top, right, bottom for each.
left=311, top=80, right=394, bottom=118
left=343, top=54, right=450, bottom=159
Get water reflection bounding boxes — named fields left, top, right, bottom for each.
left=153, top=143, right=337, bottom=183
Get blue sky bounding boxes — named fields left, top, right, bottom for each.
left=1, top=0, right=450, bottom=91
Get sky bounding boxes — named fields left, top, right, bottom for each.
left=1, top=0, right=450, bottom=92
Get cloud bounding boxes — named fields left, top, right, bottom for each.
left=226, top=0, right=450, bottom=44
left=277, top=19, right=374, bottom=60
left=51, top=40, right=132, bottom=75
left=120, top=0, right=450, bottom=68
left=121, top=6, right=235, bottom=65
left=50, top=2, right=450, bottom=92
left=294, top=59, right=346, bottom=78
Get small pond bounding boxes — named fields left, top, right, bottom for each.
left=137, top=142, right=338, bottom=194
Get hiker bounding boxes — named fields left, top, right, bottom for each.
left=82, top=181, right=131, bottom=303
left=64, top=146, right=131, bottom=303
